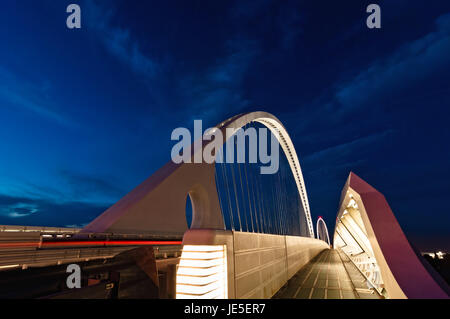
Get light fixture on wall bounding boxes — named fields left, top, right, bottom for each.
left=176, top=245, right=228, bottom=299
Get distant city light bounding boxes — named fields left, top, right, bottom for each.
left=436, top=251, right=444, bottom=259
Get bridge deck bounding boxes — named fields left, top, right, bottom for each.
left=273, top=249, right=383, bottom=299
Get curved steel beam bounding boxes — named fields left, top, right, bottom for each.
left=316, top=217, right=330, bottom=246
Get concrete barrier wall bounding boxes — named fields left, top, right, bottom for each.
left=234, top=232, right=329, bottom=298
left=285, top=236, right=330, bottom=279
left=181, top=229, right=329, bottom=299
left=234, top=232, right=288, bottom=298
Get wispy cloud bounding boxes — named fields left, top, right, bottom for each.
left=277, top=6, right=303, bottom=50
left=335, top=12, right=450, bottom=115
left=304, top=129, right=394, bottom=162
left=0, top=169, right=123, bottom=210
left=286, top=12, right=450, bottom=146
left=0, top=193, right=107, bottom=227
left=58, top=169, right=125, bottom=204
left=0, top=67, right=76, bottom=128
left=82, top=1, right=265, bottom=126
left=84, top=0, right=158, bottom=79
left=179, top=37, right=260, bottom=124
left=0, top=166, right=122, bottom=225
left=0, top=202, right=38, bottom=218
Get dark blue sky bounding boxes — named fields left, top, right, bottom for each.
left=0, top=1, right=449, bottom=251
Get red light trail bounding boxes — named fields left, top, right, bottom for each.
left=0, top=240, right=182, bottom=249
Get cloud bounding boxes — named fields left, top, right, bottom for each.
left=334, top=13, right=450, bottom=115
left=0, top=67, right=76, bottom=128
left=176, top=37, right=260, bottom=125
left=283, top=12, right=450, bottom=150
left=0, top=202, right=38, bottom=218
left=0, top=168, right=123, bottom=226
left=304, top=129, right=394, bottom=162
left=81, top=1, right=264, bottom=126
left=0, top=168, right=124, bottom=216
left=58, top=170, right=125, bottom=204
left=84, top=0, right=158, bottom=79
left=277, top=5, right=303, bottom=50
left=0, top=193, right=107, bottom=227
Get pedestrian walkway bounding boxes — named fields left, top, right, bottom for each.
left=273, top=249, right=383, bottom=299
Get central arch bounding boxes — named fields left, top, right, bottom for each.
left=81, top=111, right=314, bottom=238
left=316, top=216, right=330, bottom=245
left=212, top=112, right=314, bottom=237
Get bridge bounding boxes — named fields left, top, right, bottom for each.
left=0, top=111, right=448, bottom=299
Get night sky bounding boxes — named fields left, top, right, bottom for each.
left=0, top=1, right=449, bottom=251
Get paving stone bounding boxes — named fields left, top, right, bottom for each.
left=326, top=289, right=341, bottom=299
left=311, top=288, right=325, bottom=299
left=272, top=249, right=383, bottom=299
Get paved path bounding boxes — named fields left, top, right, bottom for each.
left=273, top=249, right=383, bottom=299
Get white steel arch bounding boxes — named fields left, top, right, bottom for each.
left=316, top=216, right=330, bottom=245
left=82, top=111, right=315, bottom=238
left=214, top=112, right=315, bottom=238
